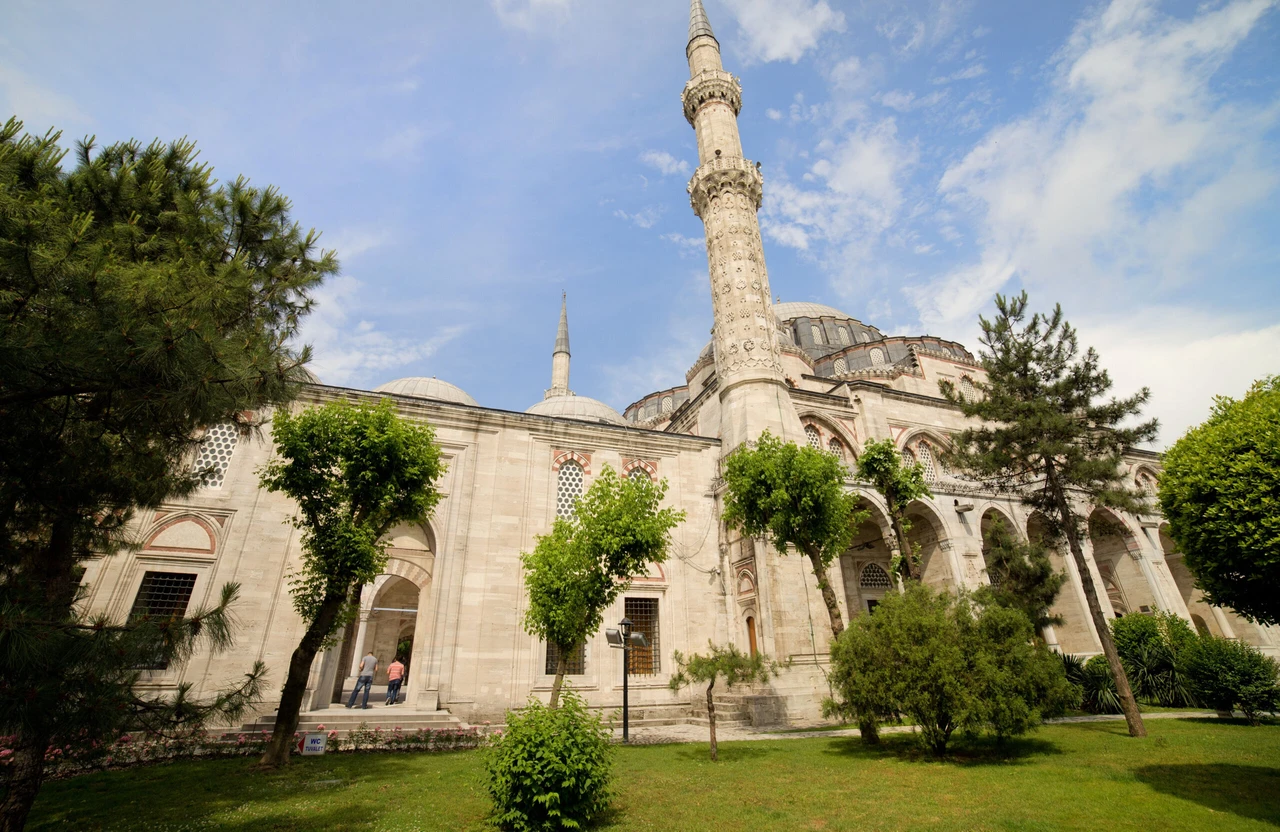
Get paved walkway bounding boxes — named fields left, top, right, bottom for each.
left=611, top=710, right=1223, bottom=745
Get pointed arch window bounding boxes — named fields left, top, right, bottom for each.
left=901, top=447, right=917, bottom=468
left=870, top=347, right=886, bottom=366
left=804, top=425, right=822, bottom=449
left=960, top=376, right=976, bottom=402
left=828, top=438, right=846, bottom=461
left=556, top=460, right=585, bottom=518
left=917, top=442, right=937, bottom=483
left=860, top=563, right=893, bottom=590
left=627, top=467, right=652, bottom=483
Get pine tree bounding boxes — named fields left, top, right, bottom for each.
left=0, top=118, right=335, bottom=829
left=976, top=518, right=1067, bottom=634
left=940, top=291, right=1155, bottom=739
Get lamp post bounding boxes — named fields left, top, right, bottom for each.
left=606, top=616, right=649, bottom=744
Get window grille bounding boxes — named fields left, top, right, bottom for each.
left=858, top=332, right=871, bottom=344
left=129, top=572, right=198, bottom=670
left=833, top=357, right=848, bottom=375
left=860, top=563, right=893, bottom=590
left=870, top=347, right=886, bottom=366
left=804, top=425, right=821, bottom=449
left=192, top=423, right=239, bottom=488
left=838, top=328, right=851, bottom=346
left=625, top=597, right=660, bottom=675
left=828, top=439, right=845, bottom=460
left=661, top=396, right=674, bottom=414
left=901, top=447, right=917, bottom=468
left=960, top=376, right=976, bottom=401
left=811, top=325, right=824, bottom=345
left=546, top=641, right=586, bottom=676
left=627, top=466, right=651, bottom=483
left=917, top=442, right=937, bottom=482
left=556, top=460, right=585, bottom=517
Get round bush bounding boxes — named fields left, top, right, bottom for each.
left=1182, top=636, right=1280, bottom=725
left=486, top=689, right=613, bottom=831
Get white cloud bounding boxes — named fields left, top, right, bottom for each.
left=722, top=0, right=846, bottom=63
left=613, top=206, right=663, bottom=229
left=491, top=0, right=574, bottom=31
left=0, top=64, right=89, bottom=130
left=913, top=0, right=1280, bottom=335
left=879, top=89, right=947, bottom=112
left=766, top=108, right=784, bottom=121
left=931, top=63, right=986, bottom=84
left=303, top=275, right=466, bottom=386
left=662, top=232, right=705, bottom=256
left=640, top=150, right=690, bottom=177
left=323, top=227, right=392, bottom=262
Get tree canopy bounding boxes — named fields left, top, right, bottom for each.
left=258, top=398, right=445, bottom=765
left=1159, top=377, right=1280, bottom=625
left=940, top=291, right=1156, bottom=739
left=522, top=465, right=684, bottom=706
left=856, top=438, right=931, bottom=582
left=976, top=519, right=1066, bottom=633
left=722, top=431, right=865, bottom=638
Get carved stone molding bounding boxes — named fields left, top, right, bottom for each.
left=682, top=69, right=742, bottom=125
left=688, top=157, right=765, bottom=218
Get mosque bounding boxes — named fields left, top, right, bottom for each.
left=77, top=2, right=1279, bottom=729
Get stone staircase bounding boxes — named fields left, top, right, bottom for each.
left=689, top=692, right=788, bottom=728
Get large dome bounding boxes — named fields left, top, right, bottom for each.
left=526, top=394, right=626, bottom=425
left=374, top=377, right=478, bottom=406
left=773, top=301, right=859, bottom=322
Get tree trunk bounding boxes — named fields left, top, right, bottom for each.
left=0, top=734, right=48, bottom=832
left=706, top=676, right=718, bottom=762
left=801, top=544, right=844, bottom=638
left=1049, top=471, right=1146, bottom=739
left=858, top=717, right=880, bottom=745
left=549, top=649, right=570, bottom=709
left=886, top=496, right=919, bottom=582
left=260, top=590, right=349, bottom=766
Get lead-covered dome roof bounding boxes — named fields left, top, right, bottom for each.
left=374, top=377, right=478, bottom=406
left=772, top=301, right=860, bottom=323
left=526, top=394, right=626, bottom=425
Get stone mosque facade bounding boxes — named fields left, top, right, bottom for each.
left=78, top=2, right=1279, bottom=728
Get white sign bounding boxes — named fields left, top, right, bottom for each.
left=300, top=732, right=327, bottom=756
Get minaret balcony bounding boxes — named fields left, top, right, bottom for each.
left=687, top=156, right=765, bottom=218
left=682, top=69, right=742, bottom=125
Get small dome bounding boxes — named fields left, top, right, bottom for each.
left=374, top=377, right=478, bottom=406
left=773, top=301, right=859, bottom=323
left=526, top=394, right=626, bottom=425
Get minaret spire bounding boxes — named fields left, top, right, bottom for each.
left=681, top=1, right=802, bottom=448
left=546, top=293, right=572, bottom=399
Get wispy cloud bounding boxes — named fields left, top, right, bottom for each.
left=614, top=206, right=664, bottom=229
left=640, top=149, right=690, bottom=177
left=931, top=63, right=986, bottom=84
left=879, top=89, right=947, bottom=112
left=722, top=0, right=845, bottom=63
left=322, top=227, right=393, bottom=262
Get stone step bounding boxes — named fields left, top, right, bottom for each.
left=241, top=709, right=465, bottom=736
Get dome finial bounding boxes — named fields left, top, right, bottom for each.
left=689, top=0, right=717, bottom=48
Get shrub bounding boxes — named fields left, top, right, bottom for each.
left=486, top=690, right=613, bottom=831
left=1111, top=613, right=1198, bottom=707
left=827, top=584, right=1073, bottom=755
left=1182, top=636, right=1280, bottom=725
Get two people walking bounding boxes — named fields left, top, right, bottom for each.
left=345, top=651, right=407, bottom=708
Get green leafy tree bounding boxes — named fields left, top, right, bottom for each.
left=1182, top=635, right=1280, bottom=725
left=827, top=584, right=1073, bottom=755
left=939, top=291, right=1156, bottom=739
left=0, top=119, right=333, bottom=829
left=722, top=431, right=867, bottom=638
left=521, top=465, right=684, bottom=707
left=670, top=643, right=780, bottom=761
left=1159, top=377, right=1280, bottom=625
left=856, top=439, right=932, bottom=582
left=486, top=690, right=614, bottom=832
left=976, top=519, right=1066, bottom=633
left=258, top=399, right=445, bottom=766
left=1109, top=613, right=1198, bottom=708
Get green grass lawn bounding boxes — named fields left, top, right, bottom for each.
left=29, top=718, right=1280, bottom=831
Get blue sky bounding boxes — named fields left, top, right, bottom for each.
left=3, top=0, right=1277, bottom=445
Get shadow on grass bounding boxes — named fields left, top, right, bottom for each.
left=669, top=744, right=773, bottom=764
left=1135, top=764, right=1280, bottom=827
left=821, top=732, right=1063, bottom=766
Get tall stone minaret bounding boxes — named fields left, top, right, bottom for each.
left=545, top=293, right=572, bottom=398
left=684, top=0, right=802, bottom=449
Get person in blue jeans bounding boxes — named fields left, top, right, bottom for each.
left=346, top=652, right=378, bottom=709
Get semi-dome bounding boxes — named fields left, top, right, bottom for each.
left=374, top=377, right=478, bottom=406
left=773, top=301, right=859, bottom=322
left=526, top=394, right=626, bottom=425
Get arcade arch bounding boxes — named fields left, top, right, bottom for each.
left=1088, top=509, right=1158, bottom=617
left=979, top=507, right=1016, bottom=586
left=840, top=500, right=895, bottom=617
left=905, top=501, right=952, bottom=589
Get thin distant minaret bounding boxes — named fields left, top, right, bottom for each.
left=546, top=293, right=572, bottom=399
left=684, top=0, right=801, bottom=447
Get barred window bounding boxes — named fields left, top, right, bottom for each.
left=870, top=347, right=886, bottom=366
left=627, top=466, right=651, bottom=483
left=804, top=425, right=822, bottom=449
left=833, top=357, right=848, bottom=375
left=556, top=460, right=585, bottom=518
left=828, top=438, right=846, bottom=461
left=811, top=325, right=824, bottom=345
left=661, top=396, right=674, bottom=414
left=130, top=572, right=198, bottom=670
left=860, top=563, right=893, bottom=590
left=858, top=332, right=871, bottom=344
left=960, top=376, right=976, bottom=401
left=192, top=423, right=239, bottom=488
left=917, top=442, right=937, bottom=483
left=625, top=597, right=660, bottom=675
left=901, top=447, right=917, bottom=468
left=838, top=328, right=851, bottom=346
left=546, top=641, right=586, bottom=676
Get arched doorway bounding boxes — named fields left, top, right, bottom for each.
left=905, top=501, right=952, bottom=590
left=1088, top=509, right=1158, bottom=617
left=841, top=501, right=894, bottom=617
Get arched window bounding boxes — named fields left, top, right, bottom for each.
left=917, top=442, right=937, bottom=483
left=870, top=347, right=886, bottom=366
left=828, top=438, right=846, bottom=461
left=556, top=460, right=585, bottom=518
left=860, top=563, right=893, bottom=589
left=838, top=328, right=851, bottom=346
left=1136, top=472, right=1156, bottom=496
left=661, top=396, right=674, bottom=414
left=193, top=423, right=239, bottom=489
left=858, top=331, right=871, bottom=344
left=901, top=447, right=917, bottom=468
left=811, top=325, right=824, bottom=345
left=960, top=376, right=976, bottom=401
left=833, top=356, right=848, bottom=375
left=627, top=466, right=651, bottom=483
left=804, top=425, right=822, bottom=449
